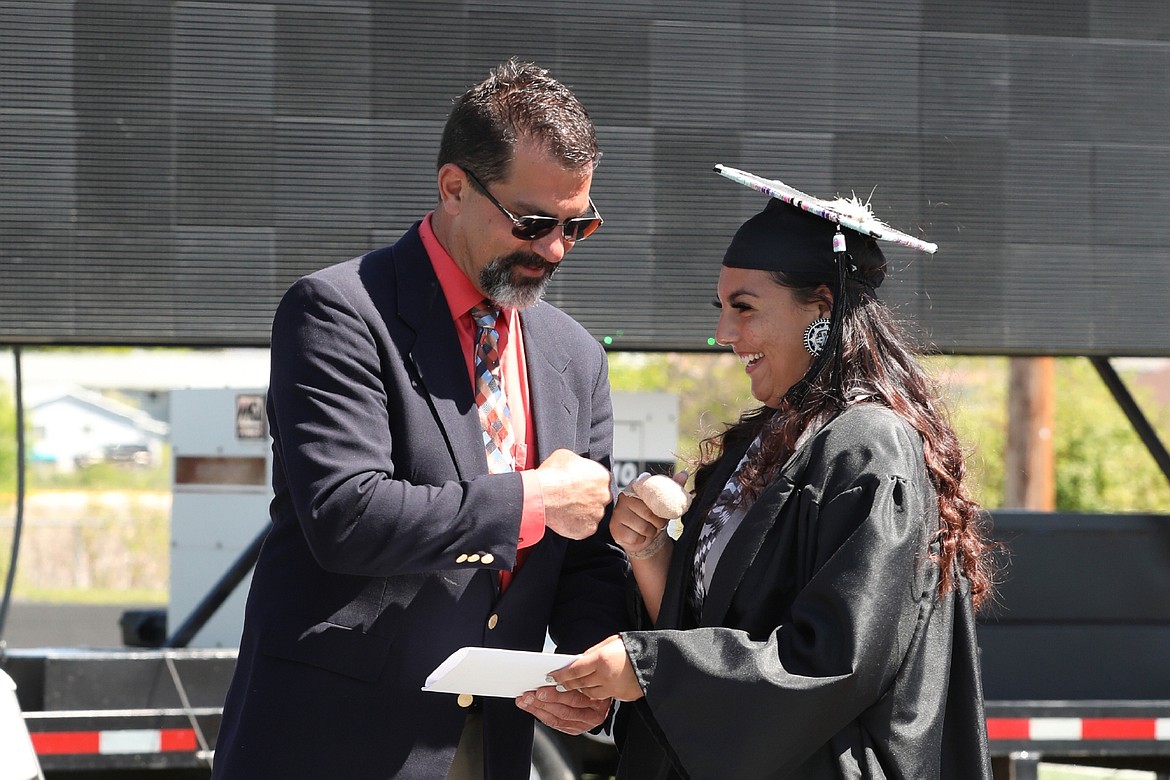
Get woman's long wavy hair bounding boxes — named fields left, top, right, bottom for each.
left=694, top=271, right=997, bottom=610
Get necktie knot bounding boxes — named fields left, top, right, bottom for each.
left=470, top=303, right=501, bottom=331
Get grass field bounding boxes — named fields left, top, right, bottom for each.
left=1039, top=766, right=1156, bottom=778
left=0, top=490, right=170, bottom=604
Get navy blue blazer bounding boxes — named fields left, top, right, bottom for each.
left=214, top=224, right=629, bottom=779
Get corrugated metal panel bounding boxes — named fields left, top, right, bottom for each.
left=0, top=0, right=1167, bottom=355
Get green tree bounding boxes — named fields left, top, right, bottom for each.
left=611, top=353, right=1170, bottom=514
left=928, top=356, right=1170, bottom=513
left=0, top=380, right=16, bottom=492
left=608, top=352, right=755, bottom=468
left=1053, top=358, right=1170, bottom=512
left=925, top=355, right=1009, bottom=509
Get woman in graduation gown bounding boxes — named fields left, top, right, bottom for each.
left=548, top=182, right=998, bottom=779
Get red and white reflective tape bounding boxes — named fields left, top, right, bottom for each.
left=988, top=718, right=1170, bottom=741
left=32, top=728, right=198, bottom=756
left=28, top=719, right=1170, bottom=753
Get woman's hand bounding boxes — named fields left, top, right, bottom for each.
left=549, top=635, right=644, bottom=702
left=610, top=492, right=669, bottom=557
left=612, top=470, right=689, bottom=559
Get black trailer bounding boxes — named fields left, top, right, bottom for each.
left=980, top=511, right=1170, bottom=779
left=4, top=648, right=226, bottom=774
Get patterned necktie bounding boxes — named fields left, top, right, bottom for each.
left=471, top=302, right=516, bottom=474
left=690, top=436, right=762, bottom=615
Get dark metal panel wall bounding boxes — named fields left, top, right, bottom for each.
left=1, top=1, right=1168, bottom=354
left=978, top=511, right=1170, bottom=699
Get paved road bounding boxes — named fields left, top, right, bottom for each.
left=0, top=601, right=153, bottom=649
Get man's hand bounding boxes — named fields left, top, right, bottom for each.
left=515, top=686, right=612, bottom=735
left=534, top=449, right=612, bottom=540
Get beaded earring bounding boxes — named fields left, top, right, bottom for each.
left=802, top=317, right=832, bottom=357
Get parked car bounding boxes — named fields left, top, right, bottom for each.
left=74, top=443, right=152, bottom=468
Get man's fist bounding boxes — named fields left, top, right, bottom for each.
left=534, top=449, right=612, bottom=540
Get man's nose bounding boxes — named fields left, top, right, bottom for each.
left=529, top=230, right=570, bottom=265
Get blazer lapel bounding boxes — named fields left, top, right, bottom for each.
left=392, top=233, right=486, bottom=481
left=517, top=305, right=575, bottom=462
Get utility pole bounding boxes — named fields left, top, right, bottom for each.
left=1004, top=356, right=1056, bottom=510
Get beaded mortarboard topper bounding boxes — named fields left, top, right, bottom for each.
left=714, top=164, right=937, bottom=254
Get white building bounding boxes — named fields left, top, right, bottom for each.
left=0, top=348, right=270, bottom=472
left=29, top=386, right=170, bottom=472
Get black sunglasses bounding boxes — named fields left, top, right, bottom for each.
left=463, top=168, right=603, bottom=243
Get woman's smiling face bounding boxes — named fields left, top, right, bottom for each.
left=714, top=266, right=831, bottom=408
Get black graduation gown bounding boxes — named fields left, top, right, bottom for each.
left=616, top=404, right=992, bottom=780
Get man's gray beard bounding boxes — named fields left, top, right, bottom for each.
left=479, top=253, right=556, bottom=309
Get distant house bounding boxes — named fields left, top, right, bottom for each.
left=28, top=386, right=169, bottom=472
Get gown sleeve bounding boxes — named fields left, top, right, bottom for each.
left=622, top=411, right=937, bottom=778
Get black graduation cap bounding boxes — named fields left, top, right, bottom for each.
left=722, top=197, right=888, bottom=291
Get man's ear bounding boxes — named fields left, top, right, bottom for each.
left=436, top=163, right=470, bottom=215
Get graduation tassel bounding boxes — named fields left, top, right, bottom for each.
left=782, top=228, right=850, bottom=409
left=826, top=227, right=850, bottom=404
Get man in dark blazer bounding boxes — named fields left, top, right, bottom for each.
left=213, top=60, right=629, bottom=779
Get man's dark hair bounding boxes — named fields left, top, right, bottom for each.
left=437, top=58, right=600, bottom=184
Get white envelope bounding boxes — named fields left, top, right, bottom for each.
left=422, top=647, right=580, bottom=698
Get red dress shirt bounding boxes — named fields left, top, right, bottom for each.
left=419, top=214, right=545, bottom=589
